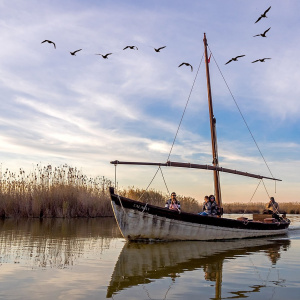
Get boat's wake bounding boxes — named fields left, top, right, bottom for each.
left=288, top=225, right=300, bottom=231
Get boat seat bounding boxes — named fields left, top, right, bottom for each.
left=253, top=214, right=272, bottom=221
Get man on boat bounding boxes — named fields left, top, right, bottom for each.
left=264, top=197, right=280, bottom=220
left=165, top=192, right=181, bottom=211
left=264, top=197, right=279, bottom=214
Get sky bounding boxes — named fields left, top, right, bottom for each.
left=0, top=0, right=299, bottom=203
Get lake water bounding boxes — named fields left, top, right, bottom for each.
left=0, top=215, right=300, bottom=300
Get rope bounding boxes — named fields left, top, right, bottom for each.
left=208, top=46, right=276, bottom=180
left=137, top=166, right=161, bottom=201
left=159, top=166, right=170, bottom=195
left=117, top=193, right=126, bottom=214
left=114, top=163, right=117, bottom=188
left=242, top=179, right=262, bottom=216
left=166, top=52, right=204, bottom=161
left=261, top=179, right=270, bottom=198
left=114, top=162, right=126, bottom=214
left=135, top=54, right=205, bottom=199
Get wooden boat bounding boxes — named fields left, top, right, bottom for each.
left=109, top=33, right=290, bottom=241
left=107, top=238, right=290, bottom=298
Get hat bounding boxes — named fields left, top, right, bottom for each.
left=270, top=197, right=275, bottom=201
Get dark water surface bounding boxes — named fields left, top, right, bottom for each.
left=0, top=215, right=300, bottom=299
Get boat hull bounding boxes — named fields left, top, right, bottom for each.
left=109, top=187, right=289, bottom=241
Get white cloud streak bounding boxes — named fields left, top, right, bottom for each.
left=0, top=0, right=299, bottom=201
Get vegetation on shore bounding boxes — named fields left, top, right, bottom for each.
left=1, top=164, right=299, bottom=218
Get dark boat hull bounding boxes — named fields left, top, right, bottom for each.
left=109, top=187, right=289, bottom=241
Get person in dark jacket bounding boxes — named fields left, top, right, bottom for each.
left=208, top=195, right=219, bottom=216
left=199, top=195, right=219, bottom=216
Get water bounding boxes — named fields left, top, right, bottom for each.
left=0, top=215, right=300, bottom=299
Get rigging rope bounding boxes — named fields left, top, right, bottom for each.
left=208, top=46, right=276, bottom=181
left=242, top=179, right=262, bottom=216
left=166, top=53, right=205, bottom=161
left=261, top=179, right=270, bottom=198
left=160, top=166, right=170, bottom=195
left=137, top=166, right=161, bottom=201
left=137, top=53, right=205, bottom=199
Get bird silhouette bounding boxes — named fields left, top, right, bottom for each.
left=154, top=46, right=166, bottom=52
left=123, top=46, right=138, bottom=50
left=95, top=53, right=113, bottom=59
left=255, top=6, right=271, bottom=23
left=70, top=49, right=82, bottom=56
left=254, top=27, right=271, bottom=37
left=178, top=62, right=193, bottom=72
left=41, top=40, right=56, bottom=49
left=225, top=55, right=245, bottom=65
left=252, top=58, right=271, bottom=63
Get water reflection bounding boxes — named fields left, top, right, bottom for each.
left=107, top=238, right=290, bottom=299
left=0, top=218, right=121, bottom=268
left=0, top=217, right=298, bottom=299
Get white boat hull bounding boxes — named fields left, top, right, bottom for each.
left=111, top=200, right=289, bottom=241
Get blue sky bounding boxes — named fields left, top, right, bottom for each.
left=0, top=0, right=299, bottom=202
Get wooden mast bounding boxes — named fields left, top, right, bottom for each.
left=203, top=33, right=222, bottom=210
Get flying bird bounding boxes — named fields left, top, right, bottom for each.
left=123, top=46, right=138, bottom=50
left=154, top=46, right=166, bottom=52
left=95, top=53, right=113, bottom=59
left=178, top=62, right=193, bottom=72
left=252, top=58, right=271, bottom=63
left=253, top=27, right=271, bottom=37
left=70, top=49, right=82, bottom=56
left=225, top=55, right=245, bottom=65
left=255, top=6, right=271, bottom=23
left=41, top=40, right=56, bottom=49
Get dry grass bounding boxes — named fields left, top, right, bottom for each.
left=120, top=187, right=201, bottom=213
left=223, top=202, right=300, bottom=214
left=1, top=164, right=299, bottom=218
left=0, top=164, right=113, bottom=218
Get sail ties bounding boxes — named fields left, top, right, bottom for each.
left=110, top=160, right=282, bottom=182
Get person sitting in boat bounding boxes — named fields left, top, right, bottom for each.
left=264, top=197, right=279, bottom=214
left=264, top=197, right=280, bottom=220
left=165, top=192, right=181, bottom=211
left=198, top=196, right=210, bottom=216
left=199, top=195, right=219, bottom=216
left=208, top=195, right=219, bottom=216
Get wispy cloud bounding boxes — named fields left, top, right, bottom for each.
left=0, top=0, right=299, bottom=201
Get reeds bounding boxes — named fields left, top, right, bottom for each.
left=120, top=187, right=202, bottom=213
left=0, top=164, right=299, bottom=218
left=0, top=164, right=114, bottom=218
left=223, top=202, right=300, bottom=214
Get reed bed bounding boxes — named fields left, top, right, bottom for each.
left=120, top=187, right=201, bottom=213
left=0, top=164, right=113, bottom=218
left=223, top=202, right=300, bottom=214
left=0, top=165, right=299, bottom=218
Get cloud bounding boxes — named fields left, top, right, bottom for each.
left=0, top=1, right=299, bottom=201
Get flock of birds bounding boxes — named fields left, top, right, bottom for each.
left=42, top=6, right=272, bottom=72
left=225, top=6, right=272, bottom=65
left=40, top=40, right=188, bottom=69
